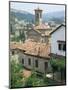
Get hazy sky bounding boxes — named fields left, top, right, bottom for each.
left=10, top=2, right=65, bottom=14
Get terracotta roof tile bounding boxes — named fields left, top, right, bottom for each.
left=10, top=41, right=50, bottom=58
left=34, top=23, right=50, bottom=30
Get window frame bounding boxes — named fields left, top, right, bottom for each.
left=58, top=41, right=66, bottom=51
left=35, top=60, right=38, bottom=68
left=22, top=58, right=24, bottom=64
left=12, top=51, right=14, bottom=55
left=44, top=62, right=48, bottom=71
left=28, top=58, right=31, bottom=65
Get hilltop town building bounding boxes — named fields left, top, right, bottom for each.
left=10, top=41, right=51, bottom=73
left=25, top=7, right=53, bottom=43
left=10, top=7, right=66, bottom=74
left=50, top=23, right=66, bottom=57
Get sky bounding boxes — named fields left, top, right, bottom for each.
left=10, top=2, right=65, bottom=14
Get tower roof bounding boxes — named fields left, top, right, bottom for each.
left=34, top=23, right=50, bottom=30
left=34, top=7, right=42, bottom=11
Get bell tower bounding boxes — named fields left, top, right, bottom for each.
left=34, top=7, right=43, bottom=26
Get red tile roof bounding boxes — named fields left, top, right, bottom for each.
left=34, top=23, right=50, bottom=30
left=10, top=41, right=50, bottom=59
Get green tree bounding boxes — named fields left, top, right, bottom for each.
left=58, top=60, right=65, bottom=82
left=50, top=58, right=66, bottom=82
left=25, top=71, right=44, bottom=87
left=19, top=31, right=25, bottom=42
left=50, top=59, right=58, bottom=80
left=10, top=60, right=23, bottom=88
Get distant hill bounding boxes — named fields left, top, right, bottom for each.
left=10, top=9, right=65, bottom=24
left=10, top=9, right=34, bottom=23
left=43, top=10, right=65, bottom=23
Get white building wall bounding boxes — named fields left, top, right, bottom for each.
left=50, top=26, right=65, bottom=56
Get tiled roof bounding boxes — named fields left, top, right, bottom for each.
left=34, top=29, right=54, bottom=36
left=41, top=30, right=54, bottom=36
left=10, top=41, right=50, bottom=59
left=34, top=7, right=42, bottom=11
left=34, top=23, right=50, bottom=30
left=24, top=42, right=50, bottom=58
left=10, top=42, right=23, bottom=50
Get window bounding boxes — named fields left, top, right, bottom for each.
left=35, top=60, right=38, bottom=67
left=28, top=58, right=31, bottom=65
left=12, top=51, right=14, bottom=55
left=58, top=41, right=66, bottom=51
left=44, top=62, right=48, bottom=70
left=63, top=44, right=66, bottom=51
left=22, top=58, right=24, bottom=64
left=58, top=43, right=62, bottom=50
